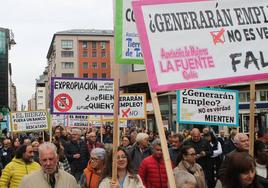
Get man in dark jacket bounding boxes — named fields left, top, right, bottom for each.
left=65, top=129, right=89, bottom=182
left=219, top=133, right=249, bottom=184
left=183, top=128, right=213, bottom=187
left=128, top=132, right=152, bottom=172
left=168, top=133, right=183, bottom=166
left=0, top=138, right=14, bottom=168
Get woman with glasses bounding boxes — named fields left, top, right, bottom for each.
left=174, top=145, right=206, bottom=188
left=120, top=136, right=130, bottom=150
left=80, top=148, right=106, bottom=188
left=99, top=146, right=144, bottom=188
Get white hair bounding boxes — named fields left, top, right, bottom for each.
left=38, top=142, right=57, bottom=156
left=174, top=170, right=197, bottom=188
left=136, top=133, right=149, bottom=143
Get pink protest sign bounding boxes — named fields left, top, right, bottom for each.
left=132, top=0, right=268, bottom=92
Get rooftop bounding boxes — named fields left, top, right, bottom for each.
left=55, top=29, right=113, bottom=36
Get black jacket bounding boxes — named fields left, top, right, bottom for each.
left=65, top=140, right=89, bottom=174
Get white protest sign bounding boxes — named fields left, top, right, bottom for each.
left=177, top=88, right=239, bottom=126
left=133, top=0, right=268, bottom=92
left=119, top=93, right=146, bottom=119
left=10, top=110, right=49, bottom=132
left=51, top=78, right=114, bottom=114
left=52, top=114, right=67, bottom=127
left=115, top=0, right=143, bottom=64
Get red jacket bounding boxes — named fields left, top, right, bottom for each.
left=138, top=155, right=168, bottom=188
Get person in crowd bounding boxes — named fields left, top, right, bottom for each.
left=120, top=136, right=130, bottom=150
left=128, top=132, right=152, bottom=172
left=148, top=131, right=155, bottom=144
left=32, top=141, right=39, bottom=163
left=217, top=130, right=227, bottom=149
left=54, top=141, right=71, bottom=173
left=64, top=128, right=89, bottom=182
left=204, top=131, right=223, bottom=188
left=12, top=138, right=21, bottom=151
left=223, top=128, right=237, bottom=155
left=19, top=142, right=77, bottom=188
left=85, top=131, right=104, bottom=157
left=168, top=133, right=183, bottom=166
left=139, top=139, right=168, bottom=188
left=174, top=145, right=206, bottom=188
left=129, top=129, right=138, bottom=146
left=103, top=126, right=113, bottom=144
left=0, top=144, right=40, bottom=188
left=184, top=128, right=213, bottom=187
left=174, top=170, right=197, bottom=188
left=0, top=138, right=14, bottom=169
left=202, top=127, right=209, bottom=136
left=23, top=138, right=31, bottom=145
left=80, top=148, right=106, bottom=188
left=222, top=152, right=267, bottom=188
left=99, top=146, right=144, bottom=188
left=183, top=129, right=192, bottom=141
left=258, top=128, right=268, bottom=144
left=53, top=126, right=68, bottom=146
left=254, top=140, right=268, bottom=179
left=219, top=133, right=250, bottom=183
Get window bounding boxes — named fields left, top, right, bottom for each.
left=101, top=51, right=106, bottom=58
left=82, top=41, right=88, bottom=49
left=92, top=51, right=97, bottom=57
left=100, top=41, right=106, bottom=49
left=61, top=40, right=73, bottom=49
left=101, top=73, right=106, bottom=78
left=61, top=73, right=74, bottom=78
left=101, top=62, right=107, bottom=68
left=83, top=73, right=88, bottom=78
left=61, top=62, right=74, bottom=69
left=83, top=51, right=88, bottom=57
left=260, top=90, right=268, bottom=101
left=83, top=62, right=88, bottom=69
left=61, top=51, right=74, bottom=57
left=92, top=73, right=98, bottom=78
left=38, top=96, right=43, bottom=99
left=92, top=41, right=97, bottom=49
left=239, top=91, right=256, bottom=102
left=92, top=62, right=97, bottom=69
left=38, top=90, right=43, bottom=93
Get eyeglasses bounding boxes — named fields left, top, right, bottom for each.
left=91, top=157, right=100, bottom=162
left=186, top=153, right=196, bottom=156
left=117, top=155, right=127, bottom=160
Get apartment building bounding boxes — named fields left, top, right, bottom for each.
left=47, top=29, right=114, bottom=79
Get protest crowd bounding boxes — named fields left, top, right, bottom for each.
left=0, top=125, right=267, bottom=188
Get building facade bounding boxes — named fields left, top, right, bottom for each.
left=46, top=29, right=114, bottom=109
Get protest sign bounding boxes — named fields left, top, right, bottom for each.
left=51, top=114, right=67, bottom=127
left=177, top=88, right=239, bottom=126
left=133, top=0, right=268, bottom=92
left=115, top=0, right=143, bottom=64
left=10, top=110, right=49, bottom=132
left=119, top=93, right=146, bottom=119
left=51, top=77, right=114, bottom=114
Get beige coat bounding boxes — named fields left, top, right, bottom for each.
left=19, top=169, right=78, bottom=188
left=99, top=172, right=144, bottom=188
left=174, top=161, right=207, bottom=188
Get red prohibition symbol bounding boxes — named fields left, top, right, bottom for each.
left=54, top=93, right=73, bottom=112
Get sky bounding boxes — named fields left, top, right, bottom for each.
left=0, top=0, right=113, bottom=110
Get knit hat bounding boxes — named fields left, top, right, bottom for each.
left=91, top=148, right=106, bottom=160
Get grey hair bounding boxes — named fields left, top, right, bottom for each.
left=234, top=133, right=248, bottom=144
left=38, top=142, right=57, bottom=156
left=136, top=133, right=149, bottom=143
left=174, top=170, right=197, bottom=188
left=91, top=148, right=106, bottom=160
left=152, top=138, right=161, bottom=147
